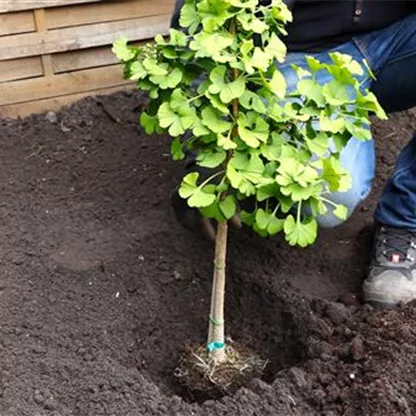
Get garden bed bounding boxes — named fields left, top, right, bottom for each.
left=0, top=91, right=416, bottom=415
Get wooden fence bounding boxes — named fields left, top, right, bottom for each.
left=0, top=0, right=174, bottom=117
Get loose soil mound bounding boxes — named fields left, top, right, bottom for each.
left=0, top=92, right=415, bottom=416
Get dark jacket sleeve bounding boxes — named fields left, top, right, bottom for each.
left=170, top=0, right=296, bottom=29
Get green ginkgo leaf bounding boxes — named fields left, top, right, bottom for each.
left=179, top=172, right=199, bottom=199
left=284, top=216, right=318, bottom=247
left=140, top=112, right=159, bottom=135
left=150, top=67, right=183, bottom=89
left=220, top=78, right=246, bottom=103
left=322, top=80, right=351, bottom=106
left=157, top=103, right=185, bottom=136
left=201, top=107, right=232, bottom=134
left=238, top=13, right=268, bottom=33
left=179, top=1, right=200, bottom=33
left=238, top=113, right=269, bottom=148
left=255, top=209, right=284, bottom=236
left=197, top=149, right=227, bottom=168
left=179, top=172, right=216, bottom=208
left=269, top=70, right=286, bottom=99
left=171, top=137, right=185, bottom=161
left=297, top=79, right=325, bottom=106
left=333, top=204, right=349, bottom=220
left=208, top=66, right=246, bottom=103
left=188, top=189, right=216, bottom=207
left=219, top=195, right=236, bottom=220
left=217, top=133, right=237, bottom=150
left=305, top=133, right=330, bottom=157
left=265, top=33, right=287, bottom=63
left=112, top=38, right=136, bottom=61
left=129, top=62, right=147, bottom=80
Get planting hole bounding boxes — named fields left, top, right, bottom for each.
left=135, top=270, right=305, bottom=404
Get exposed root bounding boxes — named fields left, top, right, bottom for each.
left=175, top=340, right=267, bottom=400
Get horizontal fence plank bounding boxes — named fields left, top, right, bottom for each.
left=0, top=57, right=44, bottom=83
left=46, top=0, right=174, bottom=29
left=53, top=41, right=145, bottom=73
left=0, top=14, right=171, bottom=61
left=53, top=47, right=118, bottom=73
left=0, top=11, right=36, bottom=36
left=0, top=0, right=102, bottom=13
left=0, top=85, right=134, bottom=118
left=0, top=64, right=132, bottom=106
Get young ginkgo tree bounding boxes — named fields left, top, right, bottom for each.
left=113, top=0, right=386, bottom=369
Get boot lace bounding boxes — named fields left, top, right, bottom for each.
left=380, top=227, right=416, bottom=263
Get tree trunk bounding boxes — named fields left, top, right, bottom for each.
left=207, top=220, right=228, bottom=363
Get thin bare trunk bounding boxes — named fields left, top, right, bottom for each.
left=207, top=17, right=236, bottom=363
left=207, top=220, right=228, bottom=363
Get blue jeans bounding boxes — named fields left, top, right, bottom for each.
left=280, top=14, right=416, bottom=229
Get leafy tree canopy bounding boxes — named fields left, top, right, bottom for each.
left=113, top=0, right=386, bottom=247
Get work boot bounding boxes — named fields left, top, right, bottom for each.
left=363, top=225, right=416, bottom=308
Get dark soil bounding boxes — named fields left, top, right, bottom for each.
left=0, top=91, right=416, bottom=416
